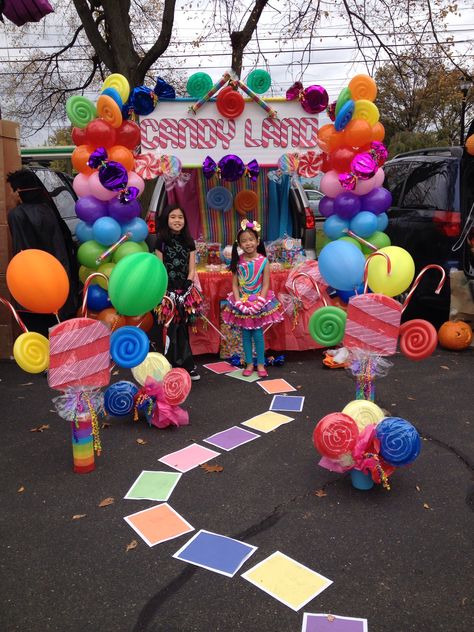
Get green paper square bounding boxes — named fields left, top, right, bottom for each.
left=124, top=471, right=182, bottom=502
left=225, top=369, right=261, bottom=383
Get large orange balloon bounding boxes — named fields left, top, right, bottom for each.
left=125, top=312, right=154, bottom=332
left=465, top=134, right=474, bottom=156
left=317, top=124, right=339, bottom=152
left=342, top=119, right=373, bottom=149
left=7, top=250, right=69, bottom=313
left=372, top=122, right=385, bottom=142
left=108, top=145, right=135, bottom=172
left=71, top=144, right=95, bottom=175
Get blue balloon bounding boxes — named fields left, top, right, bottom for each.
left=377, top=212, right=389, bottom=232
left=104, top=380, right=138, bottom=417
left=76, top=221, right=94, bottom=243
left=335, top=100, right=355, bottom=131
left=336, top=282, right=367, bottom=303
left=323, top=215, right=349, bottom=240
left=349, top=211, right=378, bottom=238
left=318, top=240, right=366, bottom=290
left=86, top=284, right=111, bottom=311
left=93, top=216, right=122, bottom=246
left=101, top=87, right=123, bottom=108
left=121, top=217, right=149, bottom=242
left=110, top=326, right=150, bottom=368
left=376, top=417, right=421, bottom=466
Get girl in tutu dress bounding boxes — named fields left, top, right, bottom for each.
left=222, top=220, right=283, bottom=377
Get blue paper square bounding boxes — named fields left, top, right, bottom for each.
left=173, top=529, right=257, bottom=577
left=269, top=394, right=305, bottom=412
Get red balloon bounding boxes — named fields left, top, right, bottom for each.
left=320, top=153, right=332, bottom=173
left=330, top=147, right=356, bottom=173
left=116, top=120, right=141, bottom=150
left=72, top=127, right=87, bottom=146
left=85, top=119, right=117, bottom=148
left=313, top=412, right=359, bottom=458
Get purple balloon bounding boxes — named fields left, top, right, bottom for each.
left=75, top=196, right=109, bottom=223
left=319, top=196, right=336, bottom=218
left=108, top=197, right=142, bottom=222
left=333, top=192, right=361, bottom=220
left=360, top=187, right=393, bottom=215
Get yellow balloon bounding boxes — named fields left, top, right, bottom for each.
left=131, top=352, right=171, bottom=386
left=13, top=332, right=49, bottom=373
left=367, top=246, right=415, bottom=297
left=342, top=400, right=385, bottom=431
left=97, top=262, right=115, bottom=289
left=79, top=265, right=95, bottom=284
left=353, top=100, right=380, bottom=126
left=102, top=74, right=130, bottom=103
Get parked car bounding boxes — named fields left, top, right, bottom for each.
left=289, top=181, right=326, bottom=257
left=384, top=145, right=474, bottom=327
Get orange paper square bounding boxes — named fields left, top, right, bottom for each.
left=257, top=379, right=297, bottom=394
left=124, top=503, right=194, bottom=547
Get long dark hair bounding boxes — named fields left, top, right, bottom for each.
left=156, top=204, right=194, bottom=247
left=230, top=228, right=266, bottom=273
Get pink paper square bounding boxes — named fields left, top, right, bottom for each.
left=203, top=361, right=237, bottom=374
left=158, top=444, right=221, bottom=473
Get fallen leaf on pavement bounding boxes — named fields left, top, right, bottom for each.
left=423, top=503, right=431, bottom=510
left=21, top=382, right=34, bottom=386
left=296, top=385, right=302, bottom=390
left=72, top=514, right=87, bottom=520
left=314, top=489, right=327, bottom=498
left=126, top=540, right=138, bottom=552
left=98, top=497, right=114, bottom=507
left=415, top=485, right=421, bottom=492
left=101, top=422, right=111, bottom=429
left=112, top=370, right=119, bottom=376
left=200, top=463, right=224, bottom=473
left=440, top=365, right=449, bottom=370
left=17, top=486, right=25, bottom=493
left=407, top=396, right=416, bottom=400
left=136, top=438, right=147, bottom=445
left=30, top=424, right=50, bottom=433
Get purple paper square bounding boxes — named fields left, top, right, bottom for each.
left=302, top=613, right=367, bottom=632
left=204, top=426, right=260, bottom=451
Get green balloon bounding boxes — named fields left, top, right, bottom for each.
left=77, top=240, right=111, bottom=269
left=361, top=231, right=391, bottom=256
left=340, top=236, right=362, bottom=251
left=113, top=241, right=144, bottom=263
left=108, top=252, right=168, bottom=316
left=79, top=265, right=95, bottom=284
left=335, top=87, right=352, bottom=116
left=138, top=241, right=150, bottom=253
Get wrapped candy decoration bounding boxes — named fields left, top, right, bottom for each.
left=286, top=82, right=329, bottom=114
left=339, top=153, right=378, bottom=191
left=203, top=155, right=260, bottom=182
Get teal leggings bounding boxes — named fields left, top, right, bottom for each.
left=242, top=328, right=265, bottom=365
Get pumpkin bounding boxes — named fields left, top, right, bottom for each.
left=438, top=320, right=473, bottom=350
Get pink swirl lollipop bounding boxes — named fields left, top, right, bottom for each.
left=313, top=412, right=359, bottom=459
left=162, top=368, right=192, bottom=406
left=278, top=153, right=299, bottom=174
left=298, top=151, right=323, bottom=178
left=134, top=153, right=161, bottom=179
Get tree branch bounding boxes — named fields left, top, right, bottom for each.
left=137, top=0, right=177, bottom=82
left=230, top=0, right=269, bottom=77
left=72, top=0, right=114, bottom=70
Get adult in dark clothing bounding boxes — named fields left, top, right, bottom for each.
left=6, top=169, right=79, bottom=332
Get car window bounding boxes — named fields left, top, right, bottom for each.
left=401, top=160, right=458, bottom=211
left=33, top=169, right=79, bottom=235
left=383, top=161, right=413, bottom=206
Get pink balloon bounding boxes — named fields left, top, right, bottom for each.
left=374, top=167, right=385, bottom=187
left=73, top=173, right=91, bottom=197
left=127, top=171, right=145, bottom=196
left=88, top=172, right=117, bottom=201
left=320, top=170, right=343, bottom=198
left=353, top=171, right=380, bottom=196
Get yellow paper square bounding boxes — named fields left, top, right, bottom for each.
left=241, top=551, right=332, bottom=611
left=241, top=411, right=294, bottom=433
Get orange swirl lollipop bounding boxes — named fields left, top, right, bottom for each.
left=97, top=94, right=123, bottom=129
left=348, top=74, right=378, bottom=102
left=235, top=190, right=258, bottom=216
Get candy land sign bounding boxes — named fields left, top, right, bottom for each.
left=139, top=99, right=319, bottom=167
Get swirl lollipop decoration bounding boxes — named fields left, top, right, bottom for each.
left=216, top=85, right=245, bottom=119
left=207, top=186, right=233, bottom=211
left=66, top=96, right=97, bottom=129
left=235, top=190, right=258, bottom=216
left=13, top=331, right=50, bottom=374
left=97, top=94, right=123, bottom=129
left=131, top=351, right=172, bottom=386
left=348, top=74, right=377, bottom=101
left=162, top=368, right=192, bottom=406
left=102, top=74, right=131, bottom=103
left=342, top=400, right=384, bottom=431
left=298, top=151, right=324, bottom=178
left=187, top=72, right=214, bottom=98
left=375, top=417, right=421, bottom=466
left=246, top=69, right=272, bottom=94
left=313, top=412, right=359, bottom=459
left=110, top=326, right=150, bottom=368
left=399, top=319, right=438, bottom=361
left=308, top=305, right=347, bottom=347
left=104, top=380, right=139, bottom=416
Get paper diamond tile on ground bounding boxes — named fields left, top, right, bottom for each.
left=225, top=369, right=261, bottom=382
left=203, top=426, right=260, bottom=451
left=257, top=378, right=297, bottom=394
left=124, top=470, right=182, bottom=502
left=158, top=444, right=221, bottom=473
left=241, top=411, right=294, bottom=433
left=202, top=361, right=237, bottom=374
left=301, top=613, right=368, bottom=632
left=269, top=394, right=305, bottom=412
left=173, top=529, right=257, bottom=577
left=241, top=551, right=333, bottom=611
left=123, top=503, right=194, bottom=547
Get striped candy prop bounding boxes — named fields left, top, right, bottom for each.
left=71, top=413, right=95, bottom=474
left=48, top=318, right=111, bottom=391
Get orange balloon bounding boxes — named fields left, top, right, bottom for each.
left=7, top=249, right=69, bottom=313
left=108, top=145, right=135, bottom=172
left=125, top=312, right=154, bottom=332
left=317, top=123, right=337, bottom=152
left=97, top=307, right=126, bottom=331
left=372, top=122, right=385, bottom=142
left=71, top=144, right=95, bottom=175
left=342, top=119, right=373, bottom=149
left=465, top=134, right=474, bottom=156
left=77, top=308, right=99, bottom=319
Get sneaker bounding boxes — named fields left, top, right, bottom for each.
left=189, top=369, right=200, bottom=381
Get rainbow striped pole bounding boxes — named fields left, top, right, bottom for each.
left=190, top=73, right=230, bottom=114
left=71, top=412, right=95, bottom=473
left=237, top=80, right=277, bottom=118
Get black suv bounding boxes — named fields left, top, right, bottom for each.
left=384, top=143, right=474, bottom=327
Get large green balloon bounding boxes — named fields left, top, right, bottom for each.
left=77, top=240, right=111, bottom=268
left=108, top=252, right=168, bottom=316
